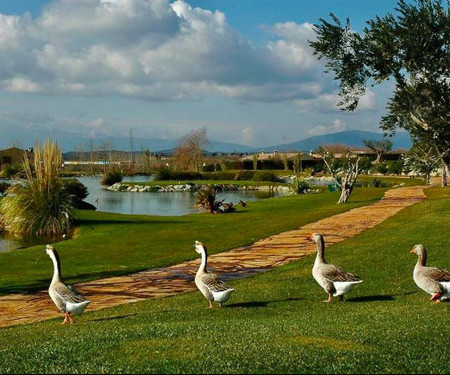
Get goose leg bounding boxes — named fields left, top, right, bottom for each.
left=68, top=314, right=75, bottom=324
left=339, top=295, right=345, bottom=302
left=62, top=313, right=69, bottom=325
left=218, top=303, right=223, bottom=308
left=209, top=300, right=214, bottom=309
left=322, top=294, right=333, bottom=303
left=431, top=293, right=442, bottom=303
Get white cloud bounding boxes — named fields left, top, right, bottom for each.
left=0, top=0, right=331, bottom=102
left=308, top=119, right=349, bottom=136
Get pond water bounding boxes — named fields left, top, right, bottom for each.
left=77, top=176, right=284, bottom=216
left=0, top=175, right=285, bottom=252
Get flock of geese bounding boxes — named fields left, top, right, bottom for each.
left=44, top=234, right=450, bottom=324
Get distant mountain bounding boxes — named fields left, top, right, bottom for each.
left=1, top=127, right=411, bottom=154
left=263, top=130, right=412, bottom=152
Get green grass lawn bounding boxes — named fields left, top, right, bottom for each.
left=0, top=187, right=448, bottom=374
left=0, top=187, right=388, bottom=295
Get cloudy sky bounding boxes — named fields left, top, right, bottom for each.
left=0, top=0, right=404, bottom=149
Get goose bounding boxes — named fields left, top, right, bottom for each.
left=44, top=245, right=91, bottom=324
left=307, top=233, right=363, bottom=302
left=194, top=240, right=234, bottom=308
left=411, top=244, right=450, bottom=302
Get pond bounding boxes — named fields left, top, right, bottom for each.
left=0, top=175, right=285, bottom=252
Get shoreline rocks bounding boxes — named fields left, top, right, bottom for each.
left=107, top=182, right=290, bottom=193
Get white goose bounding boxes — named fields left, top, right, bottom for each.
left=411, top=244, right=450, bottom=302
left=307, top=233, right=363, bottom=302
left=194, top=240, right=234, bottom=308
left=44, top=245, right=91, bottom=324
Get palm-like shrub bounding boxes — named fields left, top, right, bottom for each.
left=0, top=141, right=73, bottom=238
left=194, top=186, right=224, bottom=213
left=288, top=177, right=310, bottom=194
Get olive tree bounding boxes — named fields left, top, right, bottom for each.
left=317, top=145, right=361, bottom=204
left=310, top=0, right=450, bottom=186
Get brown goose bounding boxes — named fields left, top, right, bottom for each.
left=411, top=244, right=450, bottom=302
left=307, top=233, right=363, bottom=302
left=194, top=240, right=234, bottom=308
left=44, top=245, right=91, bottom=324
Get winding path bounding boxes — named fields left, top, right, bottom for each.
left=0, top=185, right=426, bottom=329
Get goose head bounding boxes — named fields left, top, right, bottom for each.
left=195, top=240, right=207, bottom=254
left=306, top=233, right=322, bottom=242
left=410, top=244, right=425, bottom=255
left=44, top=244, right=56, bottom=255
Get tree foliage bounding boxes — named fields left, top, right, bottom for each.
left=310, top=0, right=450, bottom=176
left=362, top=138, right=393, bottom=163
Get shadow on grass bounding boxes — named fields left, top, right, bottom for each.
left=227, top=297, right=304, bottom=308
left=346, top=291, right=416, bottom=303
left=89, top=313, right=138, bottom=323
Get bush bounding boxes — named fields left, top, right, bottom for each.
left=202, top=171, right=235, bottom=180
left=62, top=179, right=90, bottom=209
left=155, top=167, right=203, bottom=181
left=375, top=163, right=389, bottom=175
left=234, top=170, right=255, bottom=181
left=252, top=171, right=279, bottom=182
left=0, top=164, right=23, bottom=179
left=0, top=141, right=73, bottom=239
left=372, top=178, right=382, bottom=188
left=288, top=178, right=310, bottom=194
left=101, top=170, right=123, bottom=186
left=0, top=182, right=11, bottom=196
left=387, top=160, right=404, bottom=175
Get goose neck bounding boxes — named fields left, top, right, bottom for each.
left=49, top=251, right=62, bottom=283
left=198, top=248, right=208, bottom=273
left=417, top=251, right=427, bottom=267
left=316, top=237, right=326, bottom=263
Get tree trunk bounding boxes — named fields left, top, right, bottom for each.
left=337, top=188, right=351, bottom=204
left=441, top=158, right=449, bottom=187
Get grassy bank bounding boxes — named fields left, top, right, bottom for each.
left=0, top=187, right=448, bottom=374
left=0, top=188, right=388, bottom=295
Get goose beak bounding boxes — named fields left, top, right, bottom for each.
left=410, top=248, right=415, bottom=254
left=306, top=233, right=313, bottom=240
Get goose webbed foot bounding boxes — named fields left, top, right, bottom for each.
left=62, top=313, right=69, bottom=325
left=208, top=301, right=214, bottom=309
left=431, top=293, right=442, bottom=302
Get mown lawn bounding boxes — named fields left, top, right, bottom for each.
left=0, top=187, right=390, bottom=295
left=0, top=187, right=448, bottom=374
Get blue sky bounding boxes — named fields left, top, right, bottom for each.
left=0, top=0, right=407, bottom=150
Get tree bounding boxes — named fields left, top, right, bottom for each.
left=310, top=0, right=450, bottom=186
left=402, top=140, right=444, bottom=183
left=362, top=139, right=393, bottom=164
left=174, top=127, right=209, bottom=172
left=317, top=145, right=362, bottom=204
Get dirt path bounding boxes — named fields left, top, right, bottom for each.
left=0, top=185, right=426, bottom=329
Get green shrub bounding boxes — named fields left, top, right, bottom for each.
left=252, top=171, right=279, bottom=182
left=234, top=170, right=255, bottom=180
left=101, top=170, right=123, bottom=186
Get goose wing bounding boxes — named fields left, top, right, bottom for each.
left=200, top=273, right=233, bottom=293
left=422, top=266, right=450, bottom=283
left=54, top=283, right=87, bottom=304
left=322, top=264, right=362, bottom=283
